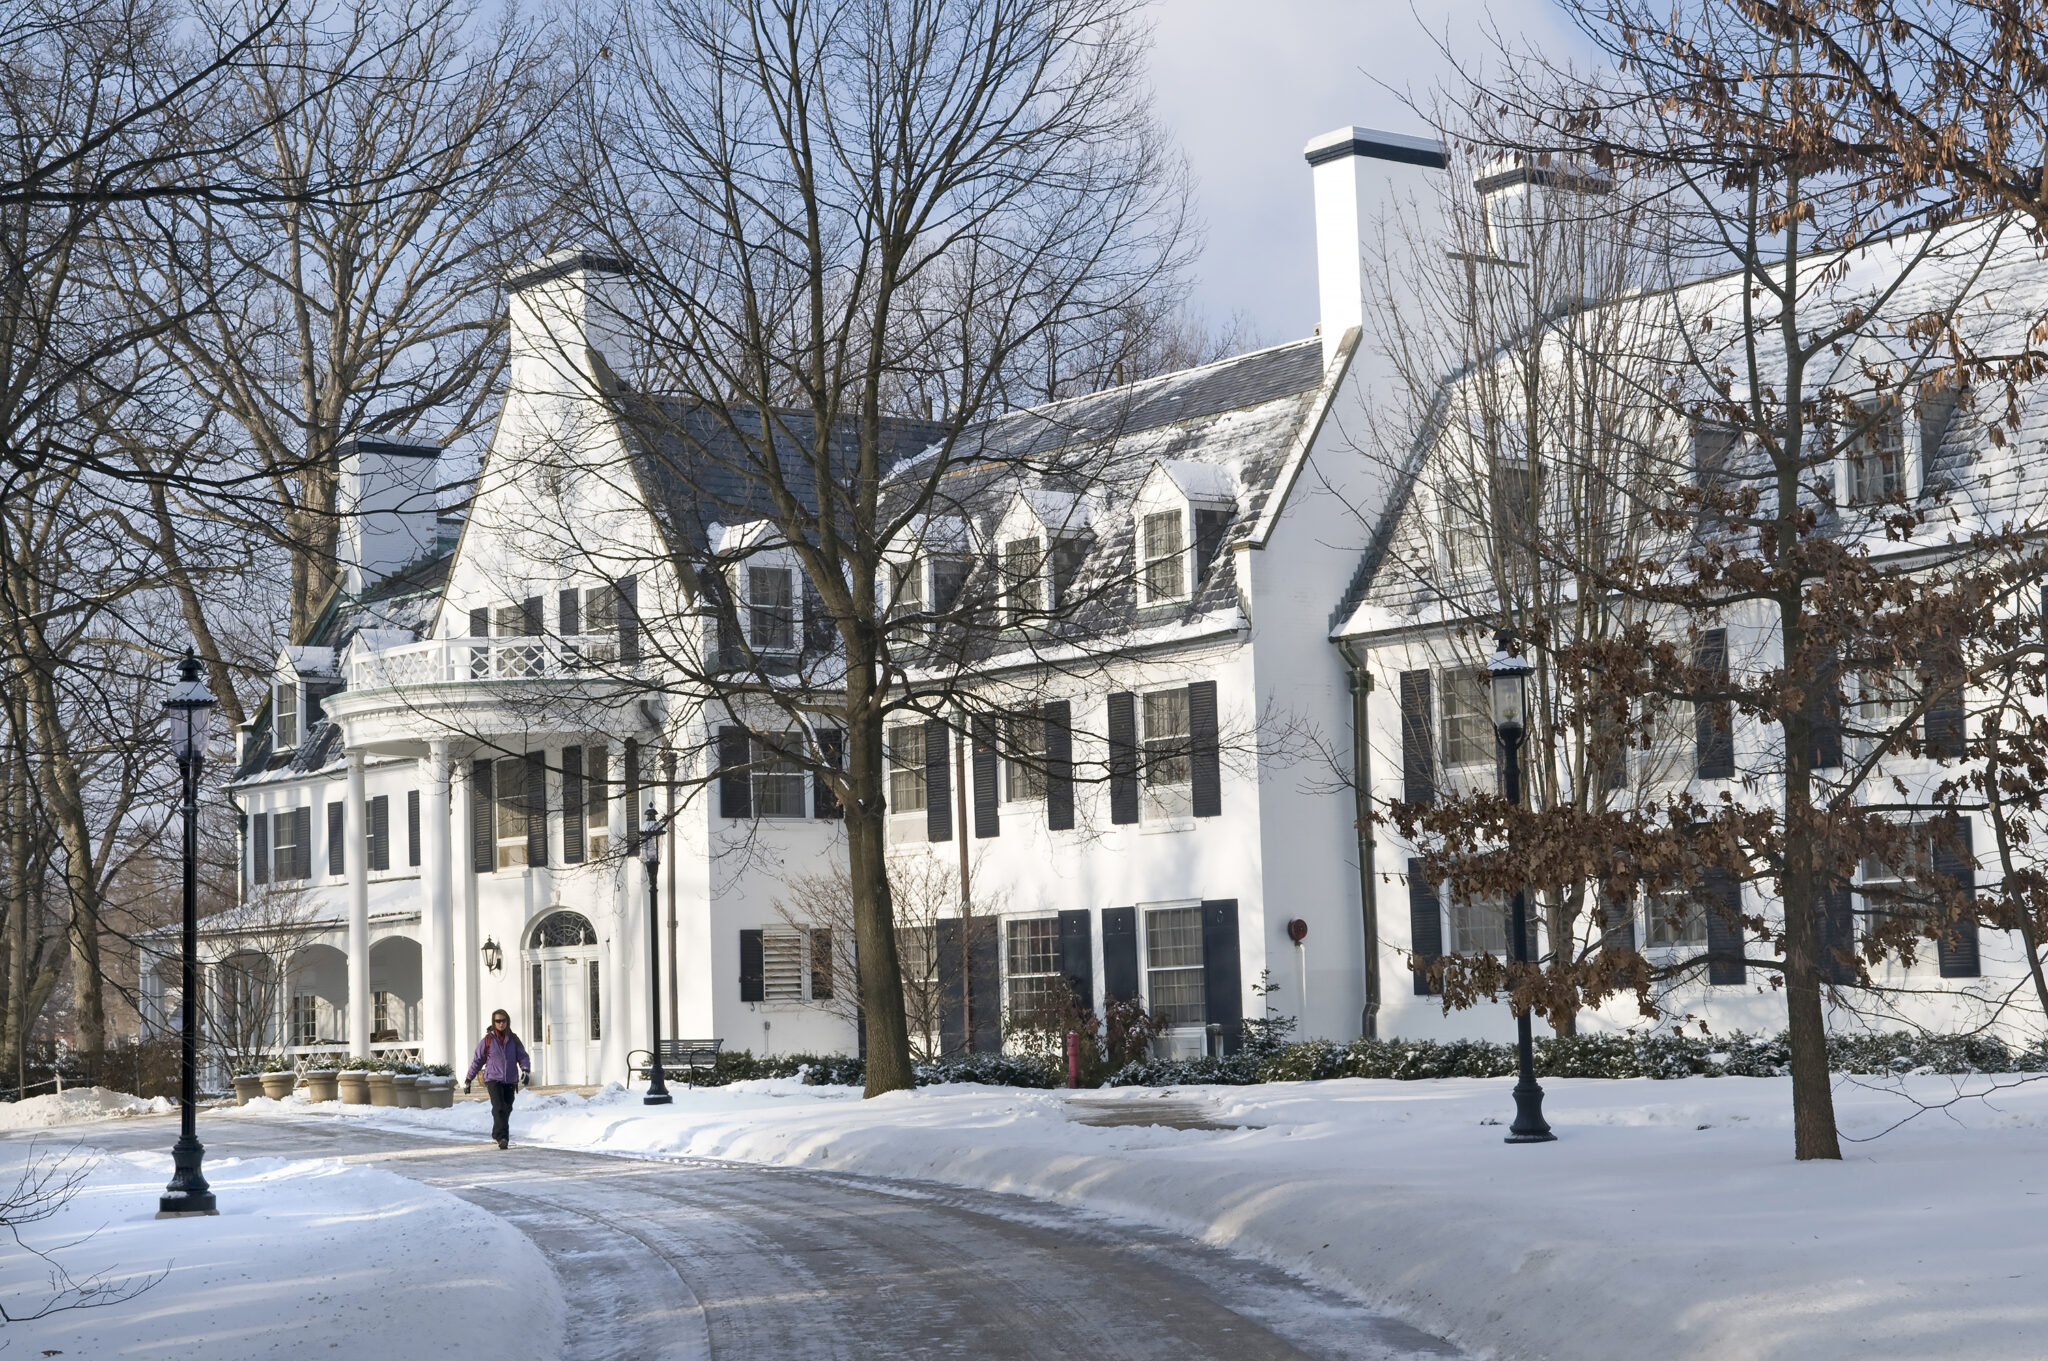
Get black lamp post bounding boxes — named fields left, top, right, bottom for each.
left=639, top=805, right=671, bottom=1105
left=159, top=650, right=220, bottom=1216
left=1489, top=629, right=1555, bottom=1145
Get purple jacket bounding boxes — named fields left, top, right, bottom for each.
left=467, top=1030, right=530, bottom=1084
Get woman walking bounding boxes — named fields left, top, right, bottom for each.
left=464, top=1009, right=531, bottom=1149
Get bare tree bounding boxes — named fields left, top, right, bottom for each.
left=0, top=1143, right=163, bottom=1323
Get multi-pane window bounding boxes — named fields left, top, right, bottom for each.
left=1848, top=405, right=1904, bottom=505
left=1859, top=831, right=1932, bottom=935
left=291, top=992, right=318, bottom=1047
left=930, top=557, right=970, bottom=614
left=273, top=681, right=300, bottom=750
left=890, top=559, right=925, bottom=620
left=495, top=755, right=530, bottom=869
left=1004, top=710, right=1046, bottom=801
left=1142, top=511, right=1186, bottom=602
left=581, top=587, right=618, bottom=660
left=1449, top=894, right=1510, bottom=956
left=762, top=928, right=805, bottom=1001
left=1003, top=538, right=1045, bottom=622
left=372, top=990, right=393, bottom=1038
left=1441, top=478, right=1487, bottom=577
left=1144, top=906, right=1206, bottom=1025
left=748, top=565, right=796, bottom=652
left=1645, top=889, right=1708, bottom=948
left=888, top=724, right=927, bottom=813
left=586, top=746, right=610, bottom=858
left=587, top=960, right=602, bottom=1041
left=1856, top=666, right=1917, bottom=755
left=1142, top=690, right=1192, bottom=820
left=1645, top=696, right=1695, bottom=767
left=272, top=809, right=305, bottom=882
left=752, top=734, right=806, bottom=818
left=1441, top=668, right=1493, bottom=768
left=1005, top=917, right=1063, bottom=1021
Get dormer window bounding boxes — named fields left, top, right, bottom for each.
left=1002, top=537, right=1046, bottom=623
left=746, top=565, right=797, bottom=652
left=1848, top=402, right=1904, bottom=505
left=889, top=559, right=925, bottom=620
left=274, top=680, right=301, bottom=749
left=1141, top=511, right=1185, bottom=602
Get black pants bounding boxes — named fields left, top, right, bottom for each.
left=486, top=1080, right=516, bottom=1143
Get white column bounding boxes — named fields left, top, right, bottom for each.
left=346, top=750, right=371, bottom=1058
left=455, top=752, right=479, bottom=1060
left=600, top=738, right=627, bottom=1082
left=421, top=739, right=454, bottom=1066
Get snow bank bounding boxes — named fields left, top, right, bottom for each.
left=0, top=1086, right=172, bottom=1129
left=0, top=1145, right=563, bottom=1361
left=249, top=1072, right=2048, bottom=1361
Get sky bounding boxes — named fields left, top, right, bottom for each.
left=1146, top=0, right=1582, bottom=345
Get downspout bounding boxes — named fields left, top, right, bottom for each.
left=1338, top=639, right=1381, bottom=1040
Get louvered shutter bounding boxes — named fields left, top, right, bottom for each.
left=294, top=807, right=313, bottom=880
left=1703, top=868, right=1746, bottom=984
left=1934, top=817, right=1980, bottom=978
left=924, top=718, right=952, bottom=842
left=624, top=738, right=641, bottom=852
left=616, top=576, right=641, bottom=663
left=1407, top=859, right=1442, bottom=995
left=971, top=716, right=999, bottom=838
left=1818, top=887, right=1856, bottom=984
left=470, top=759, right=494, bottom=872
left=521, top=596, right=542, bottom=637
left=814, top=729, right=843, bottom=819
left=558, top=589, right=579, bottom=639
left=1810, top=656, right=1843, bottom=770
left=327, top=801, right=345, bottom=876
left=1101, top=906, right=1139, bottom=1003
left=1201, top=899, right=1243, bottom=1054
left=1695, top=631, right=1735, bottom=778
left=406, top=789, right=421, bottom=868
left=561, top=747, right=585, bottom=861
left=1107, top=693, right=1139, bottom=825
left=935, top=918, right=966, bottom=1057
left=1600, top=885, right=1636, bottom=953
left=525, top=754, right=548, bottom=867
left=810, top=928, right=833, bottom=1000
left=968, top=919, right=1002, bottom=1053
left=716, top=727, right=751, bottom=820
left=1400, top=671, right=1435, bottom=805
left=469, top=607, right=489, bottom=638
left=368, top=795, right=390, bottom=872
left=1925, top=685, right=1965, bottom=759
left=1058, top=909, right=1093, bottom=1014
left=252, top=811, right=269, bottom=885
left=739, top=929, right=764, bottom=1002
left=1188, top=680, right=1221, bottom=818
left=1043, top=701, right=1074, bottom=831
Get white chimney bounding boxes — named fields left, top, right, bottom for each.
left=337, top=438, right=439, bottom=593
left=1303, top=126, right=1448, bottom=373
left=505, top=249, right=635, bottom=398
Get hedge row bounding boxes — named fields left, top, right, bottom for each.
left=682, top=1030, right=2048, bottom=1091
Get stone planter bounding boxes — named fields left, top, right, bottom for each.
left=258, top=1071, right=298, bottom=1101
left=302, top=1070, right=339, bottom=1103
left=391, top=1074, right=420, bottom=1108
left=231, top=1074, right=264, bottom=1106
left=366, top=1072, right=396, bottom=1107
left=420, top=1078, right=455, bottom=1110
left=338, top=1072, right=371, bottom=1105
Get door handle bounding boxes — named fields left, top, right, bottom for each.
left=545, top=1025, right=552, bottom=1043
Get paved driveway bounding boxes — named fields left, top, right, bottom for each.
left=41, top=1114, right=1465, bottom=1361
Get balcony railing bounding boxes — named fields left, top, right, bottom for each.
left=346, top=635, right=634, bottom=691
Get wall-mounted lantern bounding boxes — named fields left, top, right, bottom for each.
left=482, top=937, right=503, bottom=973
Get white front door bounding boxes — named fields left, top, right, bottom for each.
left=524, top=911, right=604, bottom=1088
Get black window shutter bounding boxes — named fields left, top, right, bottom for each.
left=1407, top=859, right=1442, bottom=995
left=1400, top=670, right=1435, bottom=805
left=716, top=727, right=751, bottom=820
left=1043, top=700, right=1074, bottom=830
left=470, top=759, right=494, bottom=872
left=814, top=728, right=844, bottom=819
left=406, top=790, right=421, bottom=868
left=368, top=794, right=390, bottom=872
left=1810, top=655, right=1843, bottom=770
left=1057, top=909, right=1094, bottom=1014
left=562, top=747, right=586, bottom=861
left=558, top=588, right=580, bottom=639
left=253, top=810, right=269, bottom=885
left=525, top=753, right=548, bottom=867
left=521, top=595, right=542, bottom=637
left=971, top=715, right=999, bottom=838
left=935, top=918, right=966, bottom=1057
left=617, top=576, right=641, bottom=662
left=624, top=737, right=642, bottom=852
left=1925, top=684, right=1965, bottom=760
left=1818, top=887, right=1856, bottom=984
left=1703, top=867, right=1746, bottom=983
left=1695, top=630, right=1735, bottom=778
left=1600, top=885, right=1635, bottom=953
left=1189, top=680, right=1221, bottom=818
left=469, top=607, right=489, bottom=638
left=295, top=806, right=313, bottom=880
left=1107, top=693, right=1139, bottom=825
left=969, top=919, right=1001, bottom=1054
left=1934, top=817, right=1980, bottom=978
left=1201, top=899, right=1243, bottom=1054
left=924, top=717, right=952, bottom=842
left=739, top=929, right=765, bottom=1002
left=1101, top=906, right=1139, bottom=1003
left=327, top=801, right=345, bottom=876
left=810, top=928, right=833, bottom=1000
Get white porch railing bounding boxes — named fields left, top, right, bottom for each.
left=346, top=635, right=634, bottom=691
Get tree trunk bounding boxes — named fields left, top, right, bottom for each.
left=845, top=672, right=914, bottom=1097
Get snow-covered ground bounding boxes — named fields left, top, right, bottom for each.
left=0, top=1085, right=172, bottom=1128
left=238, top=1071, right=2048, bottom=1361
left=0, top=1142, right=563, bottom=1360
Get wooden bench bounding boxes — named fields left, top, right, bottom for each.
left=628, top=1039, right=723, bottom=1083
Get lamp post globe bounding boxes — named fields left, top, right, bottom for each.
left=160, top=649, right=220, bottom=1216
left=640, top=805, right=671, bottom=1105
left=1488, top=628, right=1554, bottom=1145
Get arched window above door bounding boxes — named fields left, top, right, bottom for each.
left=529, top=910, right=597, bottom=949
